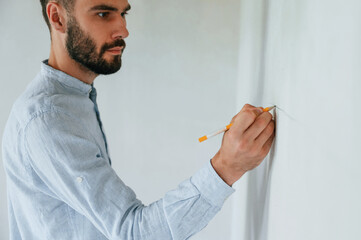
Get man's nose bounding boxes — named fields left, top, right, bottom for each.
left=111, top=16, right=129, bottom=39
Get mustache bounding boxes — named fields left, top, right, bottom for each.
left=100, top=39, right=126, bottom=55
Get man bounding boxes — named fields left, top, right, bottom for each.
left=2, top=0, right=275, bottom=239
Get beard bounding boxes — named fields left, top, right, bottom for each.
left=65, top=16, right=126, bottom=75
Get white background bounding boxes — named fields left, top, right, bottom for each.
left=0, top=0, right=241, bottom=239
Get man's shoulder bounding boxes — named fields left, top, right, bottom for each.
left=9, top=74, right=92, bottom=130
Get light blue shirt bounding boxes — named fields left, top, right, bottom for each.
left=2, top=60, right=235, bottom=240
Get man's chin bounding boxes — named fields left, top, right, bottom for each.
left=97, top=63, right=122, bottom=75
left=100, top=67, right=121, bottom=75
left=89, top=57, right=122, bottom=75
left=103, top=54, right=122, bottom=64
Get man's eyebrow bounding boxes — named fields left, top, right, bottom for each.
left=89, top=4, right=131, bottom=12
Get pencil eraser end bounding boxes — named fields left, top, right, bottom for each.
left=199, top=136, right=208, bottom=142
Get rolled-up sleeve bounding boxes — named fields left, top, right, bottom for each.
left=24, top=110, right=234, bottom=240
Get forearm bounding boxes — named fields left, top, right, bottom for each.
left=161, top=161, right=235, bottom=239
left=114, top=161, right=235, bottom=240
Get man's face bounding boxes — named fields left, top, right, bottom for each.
left=65, top=0, right=130, bottom=75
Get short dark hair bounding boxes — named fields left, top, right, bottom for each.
left=40, top=0, right=75, bottom=32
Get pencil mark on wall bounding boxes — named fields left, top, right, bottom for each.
left=275, top=105, right=297, bottom=122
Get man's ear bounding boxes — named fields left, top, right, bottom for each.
left=47, top=2, right=67, bottom=33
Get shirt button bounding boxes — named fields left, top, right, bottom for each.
left=76, top=177, right=83, bottom=183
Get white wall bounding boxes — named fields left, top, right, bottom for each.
left=0, top=0, right=241, bottom=239
left=232, top=0, right=361, bottom=239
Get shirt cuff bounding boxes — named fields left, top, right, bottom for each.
left=191, top=160, right=235, bottom=208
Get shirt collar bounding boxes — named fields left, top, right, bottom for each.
left=41, top=59, right=93, bottom=96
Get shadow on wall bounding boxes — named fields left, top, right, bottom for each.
left=243, top=0, right=273, bottom=237
left=244, top=108, right=276, bottom=240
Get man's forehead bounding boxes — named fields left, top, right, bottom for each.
left=76, top=0, right=130, bottom=10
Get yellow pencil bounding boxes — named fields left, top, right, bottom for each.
left=198, top=105, right=276, bottom=143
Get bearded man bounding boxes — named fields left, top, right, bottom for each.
left=2, top=0, right=275, bottom=239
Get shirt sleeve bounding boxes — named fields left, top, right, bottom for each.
left=24, top=110, right=235, bottom=240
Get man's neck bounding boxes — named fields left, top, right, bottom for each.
left=48, top=45, right=97, bottom=85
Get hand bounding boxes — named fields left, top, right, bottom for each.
left=211, top=104, right=275, bottom=186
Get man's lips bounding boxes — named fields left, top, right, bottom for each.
left=106, top=46, right=124, bottom=55
left=108, top=46, right=124, bottom=51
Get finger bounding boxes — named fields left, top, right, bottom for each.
left=229, top=114, right=238, bottom=125
left=230, top=104, right=257, bottom=125
left=254, top=120, right=275, bottom=146
left=231, top=106, right=263, bottom=135
left=243, top=112, right=273, bottom=140
left=241, top=104, right=264, bottom=117
left=260, top=132, right=275, bottom=157
left=242, top=103, right=256, bottom=109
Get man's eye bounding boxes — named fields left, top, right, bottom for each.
left=121, top=12, right=128, bottom=17
left=97, top=12, right=110, bottom=18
